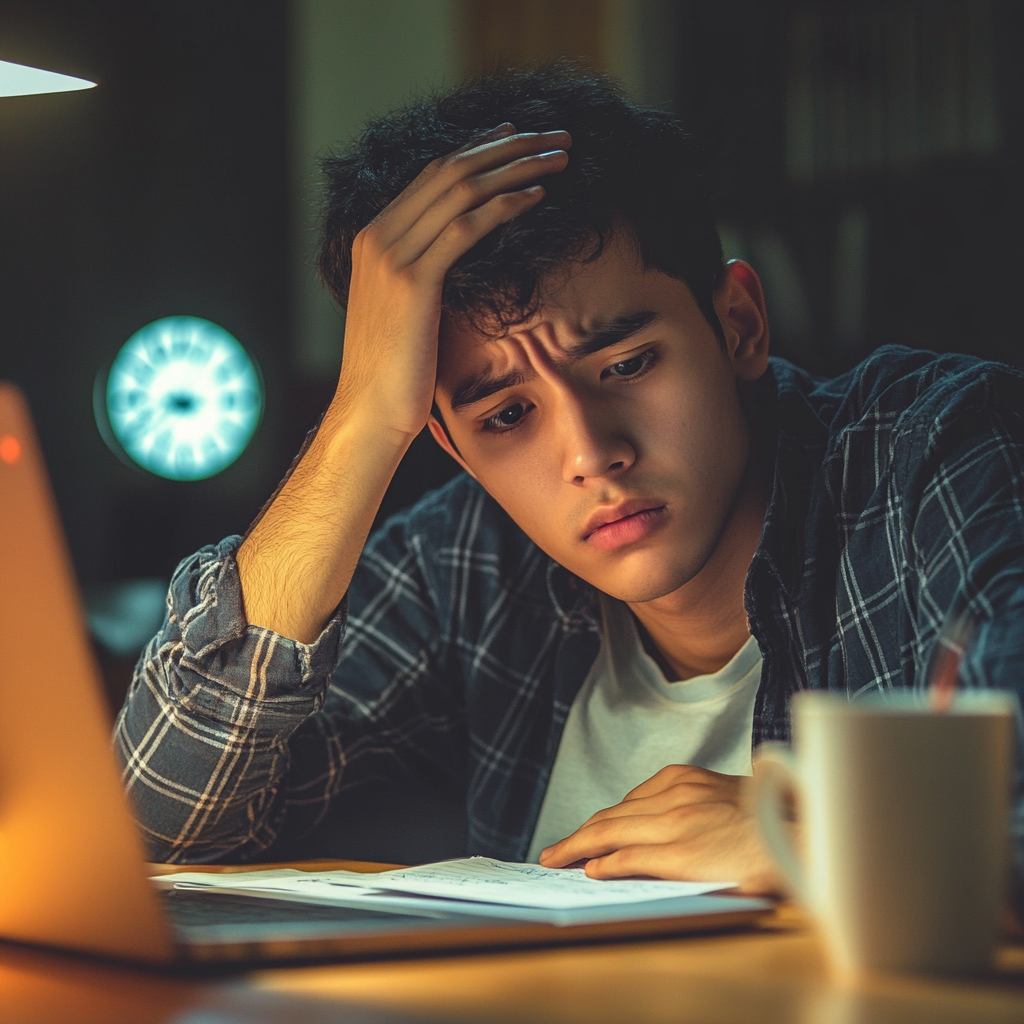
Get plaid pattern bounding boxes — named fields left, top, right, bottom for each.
left=115, top=346, right=1024, bottom=883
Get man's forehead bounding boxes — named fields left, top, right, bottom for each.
left=441, top=305, right=612, bottom=350
left=439, top=303, right=665, bottom=368
left=440, top=230, right=658, bottom=351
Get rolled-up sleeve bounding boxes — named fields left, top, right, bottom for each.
left=114, top=536, right=346, bottom=862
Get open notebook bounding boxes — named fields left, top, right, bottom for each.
left=0, top=382, right=771, bottom=965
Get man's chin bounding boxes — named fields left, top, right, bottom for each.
left=577, top=556, right=703, bottom=605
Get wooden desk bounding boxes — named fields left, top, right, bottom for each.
left=3, top=861, right=1023, bottom=1024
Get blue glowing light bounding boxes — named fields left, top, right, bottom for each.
left=105, top=317, right=263, bottom=481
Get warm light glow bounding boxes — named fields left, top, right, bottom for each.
left=0, top=59, right=96, bottom=98
left=103, top=316, right=263, bottom=481
left=0, top=434, right=21, bottom=464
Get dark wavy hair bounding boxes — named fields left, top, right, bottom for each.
left=317, top=63, right=724, bottom=336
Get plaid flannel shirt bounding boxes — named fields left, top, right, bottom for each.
left=115, top=346, right=1024, bottom=895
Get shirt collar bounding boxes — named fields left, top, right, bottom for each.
left=746, top=358, right=831, bottom=599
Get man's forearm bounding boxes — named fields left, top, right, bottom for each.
left=237, top=402, right=411, bottom=644
left=238, top=127, right=570, bottom=644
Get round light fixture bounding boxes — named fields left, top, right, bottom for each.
left=102, top=316, right=263, bottom=481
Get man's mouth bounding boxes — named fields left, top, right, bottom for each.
left=582, top=500, right=668, bottom=552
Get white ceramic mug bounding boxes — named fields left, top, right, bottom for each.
left=752, top=689, right=1016, bottom=975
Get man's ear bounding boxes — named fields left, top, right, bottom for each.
left=714, top=260, right=770, bottom=382
left=428, top=414, right=478, bottom=481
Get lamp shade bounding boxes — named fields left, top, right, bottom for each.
left=0, top=59, right=95, bottom=97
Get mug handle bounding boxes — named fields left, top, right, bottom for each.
left=752, top=743, right=809, bottom=905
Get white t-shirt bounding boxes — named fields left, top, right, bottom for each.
left=526, top=594, right=762, bottom=862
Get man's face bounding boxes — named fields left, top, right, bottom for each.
left=433, top=238, right=764, bottom=603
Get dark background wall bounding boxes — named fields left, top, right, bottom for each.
left=2, top=0, right=1022, bottom=713
left=675, top=0, right=1024, bottom=376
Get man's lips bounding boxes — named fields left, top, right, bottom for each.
left=582, top=500, right=668, bottom=552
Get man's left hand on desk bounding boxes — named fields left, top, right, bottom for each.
left=538, top=764, right=784, bottom=896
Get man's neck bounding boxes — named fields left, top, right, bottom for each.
left=627, top=464, right=767, bottom=681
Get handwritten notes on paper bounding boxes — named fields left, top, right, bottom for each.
left=158, top=857, right=735, bottom=911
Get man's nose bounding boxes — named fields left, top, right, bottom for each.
left=558, top=397, right=636, bottom=485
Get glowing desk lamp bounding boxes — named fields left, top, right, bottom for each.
left=0, top=58, right=95, bottom=97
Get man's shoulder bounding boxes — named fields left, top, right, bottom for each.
left=379, top=472, right=522, bottom=543
left=367, top=472, right=547, bottom=579
left=358, top=473, right=585, bottom=629
left=773, top=345, right=1024, bottom=441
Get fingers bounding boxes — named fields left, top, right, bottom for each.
left=539, top=770, right=746, bottom=868
left=540, top=814, right=651, bottom=867
left=541, top=806, right=716, bottom=867
left=450, top=122, right=518, bottom=155
left=582, top=785, right=731, bottom=827
left=364, top=123, right=515, bottom=243
left=412, top=183, right=547, bottom=280
left=583, top=829, right=778, bottom=893
left=584, top=845, right=692, bottom=882
left=393, top=147, right=568, bottom=266
left=428, top=129, right=571, bottom=194
left=367, top=129, right=572, bottom=250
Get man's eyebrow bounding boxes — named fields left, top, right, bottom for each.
left=566, top=310, right=661, bottom=358
left=449, top=369, right=529, bottom=412
left=447, top=311, right=660, bottom=413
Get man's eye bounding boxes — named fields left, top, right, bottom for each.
left=611, top=356, right=645, bottom=376
left=606, top=351, right=653, bottom=378
left=484, top=403, right=527, bottom=431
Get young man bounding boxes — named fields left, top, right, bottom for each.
left=116, top=66, right=1024, bottom=902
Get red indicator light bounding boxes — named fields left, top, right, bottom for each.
left=0, top=434, right=21, bottom=464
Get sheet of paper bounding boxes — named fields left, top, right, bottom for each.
left=336, top=858, right=735, bottom=908
left=156, top=868, right=382, bottom=899
left=155, top=858, right=735, bottom=910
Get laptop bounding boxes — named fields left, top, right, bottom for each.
left=0, top=382, right=772, bottom=966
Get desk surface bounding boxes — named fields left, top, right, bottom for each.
left=3, top=860, right=1023, bottom=1024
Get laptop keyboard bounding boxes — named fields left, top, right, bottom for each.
left=163, top=888, right=444, bottom=937
left=166, top=888, right=393, bottom=924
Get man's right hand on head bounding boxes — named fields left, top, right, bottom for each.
left=235, top=126, right=569, bottom=644
left=336, top=124, right=571, bottom=441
